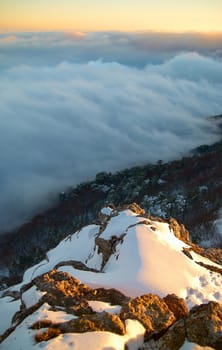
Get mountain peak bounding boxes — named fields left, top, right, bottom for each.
left=0, top=204, right=222, bottom=349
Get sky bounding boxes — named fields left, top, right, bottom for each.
left=1, top=0, right=222, bottom=32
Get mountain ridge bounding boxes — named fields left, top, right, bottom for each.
left=0, top=204, right=222, bottom=349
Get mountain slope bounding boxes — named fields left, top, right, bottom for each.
left=1, top=120, right=222, bottom=287
left=1, top=204, right=222, bottom=349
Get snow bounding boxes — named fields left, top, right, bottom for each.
left=0, top=303, right=144, bottom=350
left=9, top=209, right=221, bottom=308
left=15, top=224, right=101, bottom=288
left=0, top=296, right=20, bottom=335
left=59, top=217, right=222, bottom=308
left=22, top=285, right=46, bottom=309
left=40, top=319, right=144, bottom=350
left=0, top=303, right=76, bottom=350
left=99, top=209, right=145, bottom=240
left=180, top=341, right=214, bottom=349
left=1, top=208, right=222, bottom=349
left=100, top=206, right=113, bottom=216
left=87, top=300, right=121, bottom=314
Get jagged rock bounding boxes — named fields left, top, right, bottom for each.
left=59, top=312, right=125, bottom=335
left=195, top=261, right=222, bottom=276
left=95, top=235, right=125, bottom=269
left=122, top=203, right=145, bottom=215
left=120, top=294, right=176, bottom=341
left=34, top=270, right=91, bottom=307
left=203, top=248, right=222, bottom=266
left=55, top=260, right=99, bottom=273
left=185, top=301, right=222, bottom=349
left=191, top=246, right=222, bottom=267
left=168, top=218, right=190, bottom=243
left=34, top=269, right=129, bottom=315
left=163, top=294, right=188, bottom=320
left=89, top=287, right=130, bottom=306
left=33, top=312, right=125, bottom=342
left=142, top=319, right=186, bottom=350
left=182, top=247, right=193, bottom=260
left=95, top=237, right=113, bottom=268
left=2, top=290, right=21, bottom=300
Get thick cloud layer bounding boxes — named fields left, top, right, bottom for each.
left=0, top=32, right=222, bottom=232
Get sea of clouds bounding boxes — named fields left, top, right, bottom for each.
left=0, top=31, right=222, bottom=232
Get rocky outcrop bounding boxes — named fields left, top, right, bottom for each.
left=120, top=294, right=176, bottom=341
left=163, top=294, right=189, bottom=321
left=168, top=217, right=190, bottom=243
left=34, top=270, right=129, bottom=311
left=143, top=301, right=222, bottom=350
left=2, top=265, right=222, bottom=350
left=121, top=202, right=145, bottom=215
left=32, top=312, right=125, bottom=342
left=186, top=301, right=222, bottom=349
left=142, top=319, right=186, bottom=350
left=95, top=235, right=125, bottom=269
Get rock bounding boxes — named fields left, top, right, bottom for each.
left=34, top=270, right=129, bottom=314
left=95, top=234, right=125, bottom=269
left=89, top=287, right=130, bottom=306
left=142, top=319, right=186, bottom=350
left=185, top=301, right=222, bottom=349
left=120, top=294, right=175, bottom=341
left=189, top=244, right=222, bottom=267
left=33, top=312, right=125, bottom=342
left=95, top=237, right=113, bottom=268
left=60, top=312, right=125, bottom=335
left=163, top=294, right=188, bottom=320
left=121, top=203, right=145, bottom=215
left=34, top=270, right=92, bottom=307
left=168, top=218, right=190, bottom=243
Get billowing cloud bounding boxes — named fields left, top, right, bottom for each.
left=0, top=31, right=222, bottom=69
left=0, top=32, right=222, bottom=232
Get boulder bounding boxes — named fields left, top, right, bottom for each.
left=120, top=294, right=175, bottom=341
left=163, top=294, right=188, bottom=320
left=89, top=287, right=130, bottom=306
left=185, top=301, right=222, bottom=349
left=142, top=319, right=185, bottom=350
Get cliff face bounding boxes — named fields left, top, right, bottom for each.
left=0, top=205, right=222, bottom=349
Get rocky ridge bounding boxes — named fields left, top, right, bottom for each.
left=0, top=204, right=222, bottom=349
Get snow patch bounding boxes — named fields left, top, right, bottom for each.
left=87, top=300, right=121, bottom=314
left=101, top=207, right=113, bottom=216
left=22, top=285, right=46, bottom=309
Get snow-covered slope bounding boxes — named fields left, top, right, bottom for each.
left=0, top=205, right=222, bottom=350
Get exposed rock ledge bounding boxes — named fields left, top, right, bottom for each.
left=1, top=270, right=221, bottom=349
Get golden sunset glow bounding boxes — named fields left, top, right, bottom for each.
left=0, top=0, right=222, bottom=33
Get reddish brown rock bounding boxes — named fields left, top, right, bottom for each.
left=142, top=319, right=186, bottom=350
left=60, top=312, right=125, bottom=335
left=163, top=294, right=188, bottom=320
left=168, top=218, right=190, bottom=243
left=33, top=312, right=125, bottom=342
left=120, top=294, right=175, bottom=341
left=185, top=301, right=222, bottom=349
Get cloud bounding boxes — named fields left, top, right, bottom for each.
left=0, top=32, right=222, bottom=232
left=0, top=31, right=222, bottom=69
